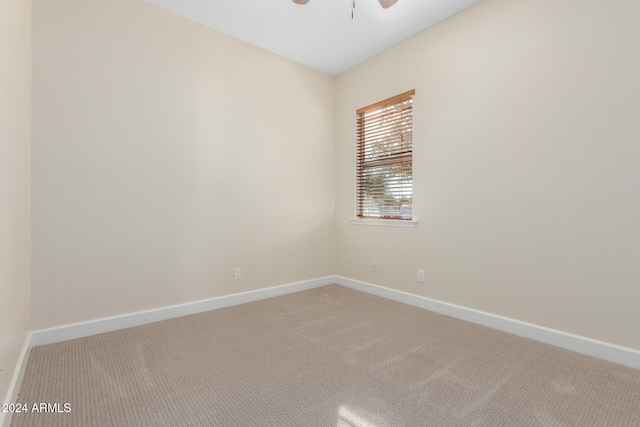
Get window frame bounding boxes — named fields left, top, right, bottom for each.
left=355, top=89, right=415, bottom=222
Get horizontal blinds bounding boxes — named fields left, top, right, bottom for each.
left=357, top=90, right=414, bottom=220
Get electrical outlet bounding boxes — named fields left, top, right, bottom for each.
left=234, top=268, right=241, bottom=281
left=417, top=269, right=425, bottom=283
left=372, top=261, right=378, bottom=273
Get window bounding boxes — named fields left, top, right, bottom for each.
left=356, top=89, right=414, bottom=220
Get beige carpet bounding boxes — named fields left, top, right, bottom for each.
left=11, top=284, right=640, bottom=426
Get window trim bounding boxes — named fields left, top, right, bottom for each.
left=350, top=218, right=417, bottom=228
left=355, top=89, right=415, bottom=222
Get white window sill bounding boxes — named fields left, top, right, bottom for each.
left=350, top=219, right=417, bottom=228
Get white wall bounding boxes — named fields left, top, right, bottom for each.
left=0, top=0, right=31, bottom=407
left=31, top=0, right=640, bottom=354
left=32, top=0, right=336, bottom=329
left=336, top=0, right=640, bottom=350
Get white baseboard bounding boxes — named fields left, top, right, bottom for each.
left=24, top=274, right=640, bottom=372
left=30, top=276, right=336, bottom=347
left=1, top=333, right=32, bottom=427
left=334, top=276, right=640, bottom=371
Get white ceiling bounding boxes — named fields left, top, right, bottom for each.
left=146, top=0, right=481, bottom=76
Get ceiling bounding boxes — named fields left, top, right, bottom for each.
left=146, top=0, right=481, bottom=76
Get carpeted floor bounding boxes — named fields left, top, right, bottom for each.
left=11, top=284, right=640, bottom=426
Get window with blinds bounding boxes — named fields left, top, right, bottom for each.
left=356, top=90, right=414, bottom=220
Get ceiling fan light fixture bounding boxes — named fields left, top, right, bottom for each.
left=292, top=0, right=400, bottom=7
left=378, top=0, right=399, bottom=8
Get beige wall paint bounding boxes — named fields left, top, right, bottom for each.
left=32, top=0, right=335, bottom=329
left=0, top=0, right=31, bottom=405
left=336, top=0, right=640, bottom=350
left=31, top=0, right=640, bottom=354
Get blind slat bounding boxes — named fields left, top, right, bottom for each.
left=356, top=91, right=414, bottom=220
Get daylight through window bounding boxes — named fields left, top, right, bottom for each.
left=356, top=90, right=414, bottom=220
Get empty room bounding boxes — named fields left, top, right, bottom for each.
left=1, top=0, right=639, bottom=425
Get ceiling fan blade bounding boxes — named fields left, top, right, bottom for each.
left=378, top=0, right=399, bottom=8
left=292, top=0, right=310, bottom=4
